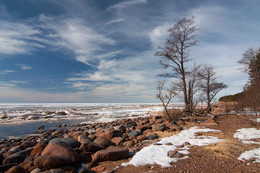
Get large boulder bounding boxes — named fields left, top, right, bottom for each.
left=49, top=138, right=80, bottom=148
left=79, top=141, right=105, bottom=153
left=41, top=143, right=80, bottom=163
left=30, top=141, right=48, bottom=156
left=34, top=155, right=73, bottom=170
left=89, top=147, right=129, bottom=168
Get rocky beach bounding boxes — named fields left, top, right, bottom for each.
left=0, top=104, right=259, bottom=173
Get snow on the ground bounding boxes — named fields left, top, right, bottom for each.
left=233, top=128, right=260, bottom=144
left=122, top=127, right=221, bottom=167
left=234, top=128, right=260, bottom=163
left=238, top=148, right=260, bottom=163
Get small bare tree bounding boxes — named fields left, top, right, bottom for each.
left=199, top=65, right=227, bottom=113
left=156, top=81, right=178, bottom=121
left=156, top=16, right=198, bottom=113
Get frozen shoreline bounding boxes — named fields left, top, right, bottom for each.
left=0, top=103, right=167, bottom=139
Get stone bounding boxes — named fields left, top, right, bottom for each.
left=30, top=168, right=41, bottom=173
left=3, top=148, right=33, bottom=164
left=91, top=165, right=105, bottom=172
left=183, top=142, right=190, bottom=147
left=19, top=160, right=34, bottom=170
left=94, top=137, right=114, bottom=147
left=123, top=141, right=134, bottom=148
left=41, top=143, right=80, bottom=163
left=126, top=122, right=137, bottom=128
left=89, top=147, right=129, bottom=168
left=34, top=155, right=73, bottom=170
left=97, top=129, right=121, bottom=140
left=167, top=150, right=183, bottom=158
left=8, top=146, right=22, bottom=154
left=0, top=112, right=8, bottom=119
left=142, top=140, right=153, bottom=146
left=127, top=131, right=140, bottom=137
left=0, top=163, right=17, bottom=172
left=111, top=137, right=124, bottom=146
left=5, top=165, right=26, bottom=173
left=152, top=123, right=167, bottom=131
left=30, top=141, right=48, bottom=156
left=38, top=126, right=45, bottom=130
left=136, top=124, right=152, bottom=132
left=147, top=133, right=159, bottom=140
left=114, top=125, right=126, bottom=133
left=136, top=135, right=146, bottom=141
left=70, top=131, right=85, bottom=141
left=77, top=135, right=91, bottom=144
left=79, top=141, right=105, bottom=153
left=49, top=138, right=80, bottom=148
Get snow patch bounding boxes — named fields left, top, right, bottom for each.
left=238, top=148, right=260, bottom=163
left=122, top=126, right=221, bottom=167
left=233, top=128, right=260, bottom=144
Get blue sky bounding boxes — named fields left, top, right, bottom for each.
left=0, top=0, right=259, bottom=103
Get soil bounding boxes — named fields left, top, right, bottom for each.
left=95, top=115, right=260, bottom=173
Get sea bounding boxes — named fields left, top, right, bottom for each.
left=0, top=103, right=165, bottom=139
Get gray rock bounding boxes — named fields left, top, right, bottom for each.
left=49, top=138, right=80, bottom=148
left=126, top=122, right=137, bottom=128
left=127, top=131, right=140, bottom=137
left=147, top=133, right=159, bottom=140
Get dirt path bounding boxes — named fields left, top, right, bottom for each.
left=97, top=115, right=260, bottom=173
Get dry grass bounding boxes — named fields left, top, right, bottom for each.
left=203, top=139, right=244, bottom=159
left=154, top=131, right=180, bottom=138
left=194, top=131, right=226, bottom=139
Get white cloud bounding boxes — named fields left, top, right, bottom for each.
left=0, top=70, right=15, bottom=75
left=17, top=64, right=32, bottom=70
left=149, top=23, right=172, bottom=48
left=107, top=0, right=148, bottom=11
left=0, top=20, right=42, bottom=55
left=39, top=15, right=117, bottom=66
left=67, top=51, right=162, bottom=102
left=105, top=18, right=125, bottom=27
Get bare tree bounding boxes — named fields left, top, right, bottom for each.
left=156, top=81, right=178, bottom=121
left=186, top=64, right=202, bottom=113
left=156, top=16, right=198, bottom=113
left=238, top=48, right=260, bottom=125
left=199, top=65, right=227, bottom=113
left=238, top=48, right=260, bottom=85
